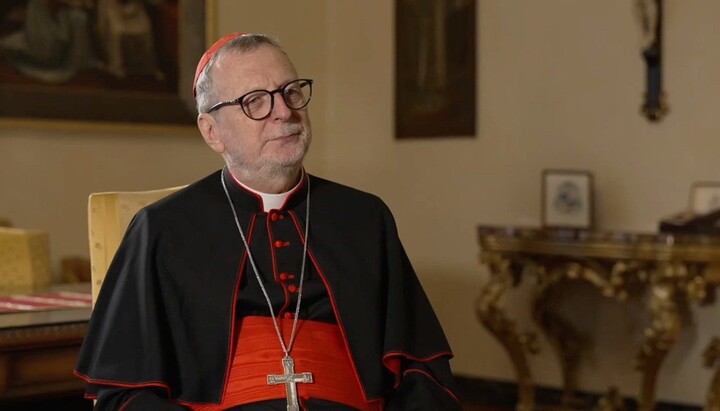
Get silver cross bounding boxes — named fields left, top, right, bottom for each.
left=267, top=356, right=313, bottom=411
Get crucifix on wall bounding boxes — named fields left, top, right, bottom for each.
left=638, top=0, right=668, bottom=122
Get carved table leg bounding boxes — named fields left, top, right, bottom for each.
left=596, top=386, right=627, bottom=411
left=532, top=278, right=588, bottom=407
left=0, top=355, right=7, bottom=395
left=636, top=280, right=683, bottom=411
left=532, top=265, right=590, bottom=409
left=703, top=337, right=720, bottom=411
left=476, top=254, right=538, bottom=411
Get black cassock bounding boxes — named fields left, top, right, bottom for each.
left=76, top=169, right=460, bottom=410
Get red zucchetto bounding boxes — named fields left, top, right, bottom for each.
left=193, top=32, right=247, bottom=98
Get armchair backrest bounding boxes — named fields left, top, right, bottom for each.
left=88, top=186, right=185, bottom=303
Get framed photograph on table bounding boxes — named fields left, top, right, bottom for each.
left=688, top=182, right=720, bottom=214
left=542, top=169, right=594, bottom=229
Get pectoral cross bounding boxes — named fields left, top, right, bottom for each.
left=267, top=356, right=313, bottom=411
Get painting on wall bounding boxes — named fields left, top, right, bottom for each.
left=0, top=0, right=207, bottom=126
left=395, top=0, right=476, bottom=139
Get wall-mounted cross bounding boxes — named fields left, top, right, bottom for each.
left=639, top=0, right=668, bottom=121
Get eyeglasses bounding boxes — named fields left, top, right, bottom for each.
left=205, top=79, right=314, bottom=120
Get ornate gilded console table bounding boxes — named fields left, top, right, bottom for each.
left=476, top=226, right=720, bottom=411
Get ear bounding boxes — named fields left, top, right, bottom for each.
left=197, top=113, right=225, bottom=154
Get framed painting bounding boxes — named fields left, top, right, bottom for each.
left=0, top=0, right=208, bottom=126
left=395, top=0, right=476, bottom=139
left=542, top=169, right=594, bottom=230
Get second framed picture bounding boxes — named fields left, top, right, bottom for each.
left=688, top=182, right=720, bottom=215
left=542, top=169, right=594, bottom=229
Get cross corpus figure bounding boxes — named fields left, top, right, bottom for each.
left=640, top=0, right=668, bottom=121
left=267, top=356, right=314, bottom=411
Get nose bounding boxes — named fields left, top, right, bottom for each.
left=271, top=91, right=293, bottom=120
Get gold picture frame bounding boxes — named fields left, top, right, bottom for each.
left=0, top=0, right=210, bottom=127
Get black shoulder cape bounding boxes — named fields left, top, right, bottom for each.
left=76, top=170, right=458, bottom=407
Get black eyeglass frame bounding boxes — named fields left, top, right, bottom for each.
left=205, top=79, right=314, bottom=120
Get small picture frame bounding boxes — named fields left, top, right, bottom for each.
left=688, top=182, right=720, bottom=214
left=542, top=169, right=594, bottom=229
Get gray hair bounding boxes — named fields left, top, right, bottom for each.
left=195, top=33, right=284, bottom=114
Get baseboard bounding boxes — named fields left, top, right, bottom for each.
left=454, top=375, right=702, bottom=410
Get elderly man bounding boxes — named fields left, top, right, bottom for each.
left=76, top=32, right=461, bottom=410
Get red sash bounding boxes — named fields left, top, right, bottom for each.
left=185, top=316, right=381, bottom=410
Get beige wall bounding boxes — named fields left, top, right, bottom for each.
left=1, top=0, right=719, bottom=405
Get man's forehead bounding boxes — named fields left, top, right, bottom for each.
left=218, top=46, right=293, bottom=68
left=214, top=48, right=298, bottom=86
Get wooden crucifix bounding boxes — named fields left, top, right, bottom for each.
left=639, top=0, right=668, bottom=121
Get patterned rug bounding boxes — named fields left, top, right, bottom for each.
left=0, top=290, right=92, bottom=313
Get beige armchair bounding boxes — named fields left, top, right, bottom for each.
left=88, top=186, right=185, bottom=303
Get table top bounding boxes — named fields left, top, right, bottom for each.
left=477, top=225, right=720, bottom=264
left=0, top=282, right=91, bottom=329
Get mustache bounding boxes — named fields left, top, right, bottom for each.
left=269, top=123, right=304, bottom=139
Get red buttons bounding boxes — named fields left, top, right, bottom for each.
left=274, top=240, right=290, bottom=248
left=284, top=312, right=295, bottom=319
left=288, top=285, right=298, bottom=293
left=279, top=273, right=295, bottom=281
left=270, top=212, right=279, bottom=222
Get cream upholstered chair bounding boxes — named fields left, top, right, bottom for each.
left=0, top=227, right=51, bottom=290
left=88, top=186, right=185, bottom=303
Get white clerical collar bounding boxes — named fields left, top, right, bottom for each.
left=230, top=170, right=304, bottom=212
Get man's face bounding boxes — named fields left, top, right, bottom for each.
left=198, top=46, right=312, bottom=177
